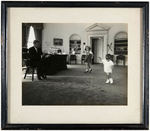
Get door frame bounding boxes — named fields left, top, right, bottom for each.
left=90, top=37, right=104, bottom=64
left=87, top=34, right=107, bottom=63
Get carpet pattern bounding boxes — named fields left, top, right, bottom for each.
left=22, top=64, right=127, bottom=105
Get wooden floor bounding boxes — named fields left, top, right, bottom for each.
left=22, top=64, right=127, bottom=105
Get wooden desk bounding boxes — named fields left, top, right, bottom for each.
left=43, top=54, right=67, bottom=75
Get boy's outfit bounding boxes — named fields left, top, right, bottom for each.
left=102, top=59, right=114, bottom=84
left=102, top=59, right=114, bottom=74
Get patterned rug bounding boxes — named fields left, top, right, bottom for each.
left=22, top=64, right=127, bottom=105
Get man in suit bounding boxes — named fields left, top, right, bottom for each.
left=29, top=40, right=46, bottom=80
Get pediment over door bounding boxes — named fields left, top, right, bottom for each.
left=86, top=23, right=110, bottom=32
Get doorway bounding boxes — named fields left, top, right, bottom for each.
left=91, top=37, right=103, bottom=64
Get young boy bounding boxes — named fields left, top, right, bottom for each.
left=101, top=54, right=114, bottom=84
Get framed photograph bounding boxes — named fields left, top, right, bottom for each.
left=1, top=1, right=149, bottom=130
left=53, top=38, right=63, bottom=46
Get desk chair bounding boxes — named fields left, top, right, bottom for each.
left=69, top=54, right=77, bottom=64
left=22, top=48, right=36, bottom=81
left=116, top=55, right=125, bottom=66
left=24, top=59, right=36, bottom=81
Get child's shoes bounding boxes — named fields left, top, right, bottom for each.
left=105, top=79, right=110, bottom=84
left=109, top=78, right=113, bottom=84
left=105, top=78, right=113, bottom=84
left=89, top=68, right=92, bottom=73
left=84, top=69, right=89, bottom=73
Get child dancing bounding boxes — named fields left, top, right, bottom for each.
left=100, top=54, right=114, bottom=84
left=84, top=46, right=93, bottom=73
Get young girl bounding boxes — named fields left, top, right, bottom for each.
left=101, top=54, right=114, bottom=84
left=84, top=46, right=93, bottom=73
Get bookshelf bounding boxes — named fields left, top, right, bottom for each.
left=114, top=39, right=128, bottom=55
left=69, top=40, right=81, bottom=54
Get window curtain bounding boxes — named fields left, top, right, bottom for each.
left=33, top=23, right=43, bottom=48
left=22, top=24, right=30, bottom=48
left=22, top=23, right=43, bottom=48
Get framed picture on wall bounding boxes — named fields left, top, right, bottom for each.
left=1, top=1, right=149, bottom=130
left=53, top=38, right=63, bottom=46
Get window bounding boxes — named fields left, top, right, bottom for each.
left=27, top=26, right=36, bottom=48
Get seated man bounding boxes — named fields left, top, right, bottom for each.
left=29, top=40, right=46, bottom=80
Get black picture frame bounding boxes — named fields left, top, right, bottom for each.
left=1, top=1, right=149, bottom=130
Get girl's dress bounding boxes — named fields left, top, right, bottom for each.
left=84, top=51, right=93, bottom=63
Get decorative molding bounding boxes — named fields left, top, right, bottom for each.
left=69, top=34, right=81, bottom=40
left=86, top=23, right=111, bottom=32
left=115, top=31, right=128, bottom=40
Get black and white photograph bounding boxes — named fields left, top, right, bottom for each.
left=2, top=1, right=149, bottom=129
left=22, top=23, right=128, bottom=105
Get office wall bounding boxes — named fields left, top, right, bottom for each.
left=42, top=23, right=91, bottom=54
left=42, top=23, right=128, bottom=64
left=108, top=24, right=128, bottom=54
